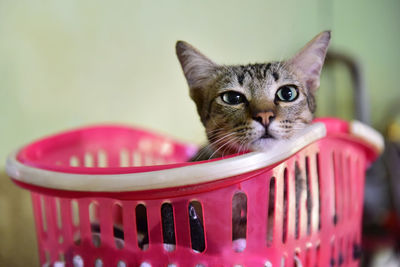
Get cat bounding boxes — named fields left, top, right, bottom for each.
left=176, top=31, right=331, bottom=250
left=176, top=31, right=330, bottom=161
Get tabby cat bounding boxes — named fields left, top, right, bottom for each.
left=176, top=31, right=331, bottom=249
left=176, top=31, right=330, bottom=161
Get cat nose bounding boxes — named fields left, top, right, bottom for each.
left=253, top=111, right=275, bottom=127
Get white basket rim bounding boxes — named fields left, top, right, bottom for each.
left=5, top=121, right=383, bottom=192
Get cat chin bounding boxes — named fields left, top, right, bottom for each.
left=248, top=137, right=287, bottom=152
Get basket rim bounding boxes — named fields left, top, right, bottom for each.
left=5, top=119, right=384, bottom=192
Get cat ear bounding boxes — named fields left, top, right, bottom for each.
left=288, top=31, right=331, bottom=93
left=176, top=41, right=218, bottom=89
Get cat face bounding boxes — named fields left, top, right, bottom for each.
left=176, top=31, right=330, bottom=156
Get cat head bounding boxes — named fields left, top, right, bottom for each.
left=176, top=31, right=331, bottom=156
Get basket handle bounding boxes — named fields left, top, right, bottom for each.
left=325, top=51, right=370, bottom=125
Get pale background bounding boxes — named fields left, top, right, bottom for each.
left=1, top=0, right=399, bottom=265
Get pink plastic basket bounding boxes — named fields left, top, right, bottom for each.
left=6, top=118, right=383, bottom=267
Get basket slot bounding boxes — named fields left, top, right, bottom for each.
left=89, top=202, right=101, bottom=247
left=267, top=177, right=276, bottom=247
left=95, top=258, right=103, bottom=267
left=271, top=166, right=284, bottom=248
left=354, top=228, right=363, bottom=261
left=112, top=203, right=124, bottom=249
left=54, top=198, right=67, bottom=248
left=72, top=255, right=83, bottom=267
left=355, top=158, right=364, bottom=215
left=305, top=153, right=321, bottom=236
left=318, top=148, right=337, bottom=231
left=343, top=153, right=351, bottom=222
left=161, top=202, right=176, bottom=250
left=284, top=164, right=297, bottom=245
left=339, top=237, right=346, bottom=266
left=331, top=152, right=338, bottom=225
left=340, top=154, right=349, bottom=223
left=352, top=232, right=363, bottom=263
left=352, top=234, right=361, bottom=263
left=120, top=149, right=130, bottom=167
left=330, top=239, right=337, bottom=267
left=344, top=155, right=352, bottom=221
left=55, top=198, right=62, bottom=230
left=294, top=251, right=303, bottom=267
left=97, top=150, right=108, bottom=168
left=282, top=168, right=289, bottom=243
left=231, top=192, right=247, bottom=252
left=135, top=204, right=149, bottom=250
left=348, top=157, right=356, bottom=219
left=132, top=151, right=142, bottom=166
left=58, top=252, right=65, bottom=264
left=305, top=157, right=312, bottom=236
left=294, top=163, right=301, bottom=239
left=188, top=201, right=205, bottom=252
left=333, top=152, right=344, bottom=225
left=315, top=153, right=322, bottom=232
left=294, top=161, right=308, bottom=240
left=84, top=153, right=94, bottom=167
left=69, top=156, right=80, bottom=167
left=71, top=199, right=81, bottom=245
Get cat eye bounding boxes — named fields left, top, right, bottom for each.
left=221, top=91, right=247, bottom=105
left=276, top=85, right=299, bottom=102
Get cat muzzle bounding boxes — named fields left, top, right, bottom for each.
left=260, top=131, right=274, bottom=139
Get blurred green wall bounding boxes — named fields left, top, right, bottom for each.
left=0, top=0, right=399, bottom=265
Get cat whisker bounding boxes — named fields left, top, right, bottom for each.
left=207, top=131, right=235, bottom=143
left=236, top=136, right=249, bottom=155
left=284, top=126, right=308, bottom=131
left=206, top=123, right=227, bottom=135
left=210, top=135, right=239, bottom=160
left=207, top=127, right=229, bottom=138
left=210, top=134, right=241, bottom=158
left=199, top=133, right=235, bottom=159
left=225, top=134, right=249, bottom=157
left=192, top=131, right=236, bottom=161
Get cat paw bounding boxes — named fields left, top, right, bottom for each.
left=232, top=238, right=246, bottom=252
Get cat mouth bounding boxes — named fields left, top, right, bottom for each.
left=260, top=132, right=274, bottom=139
